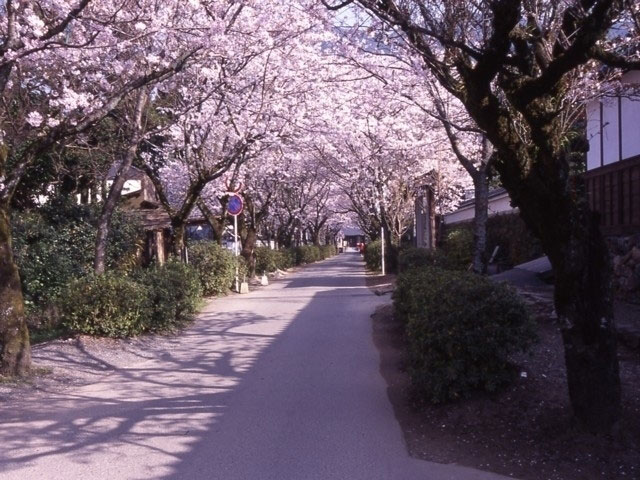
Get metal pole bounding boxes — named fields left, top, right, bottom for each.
left=381, top=224, right=385, bottom=276
left=234, top=214, right=239, bottom=292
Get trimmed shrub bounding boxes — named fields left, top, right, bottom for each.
left=393, top=266, right=424, bottom=325
left=12, top=199, right=142, bottom=312
left=255, top=247, right=300, bottom=272
left=364, top=239, right=382, bottom=271
left=189, top=241, right=237, bottom=296
left=486, top=213, right=543, bottom=267
left=295, top=245, right=321, bottom=264
left=255, top=247, right=280, bottom=273
left=393, top=267, right=537, bottom=403
left=320, top=244, right=337, bottom=258
left=60, top=273, right=152, bottom=337
left=236, top=254, right=248, bottom=282
left=440, top=214, right=543, bottom=270
left=440, top=228, right=473, bottom=270
left=364, top=240, right=399, bottom=272
left=280, top=248, right=297, bottom=268
left=254, top=245, right=333, bottom=274
left=398, top=247, right=452, bottom=272
left=137, top=260, right=202, bottom=330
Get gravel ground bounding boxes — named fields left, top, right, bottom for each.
left=0, top=334, right=174, bottom=402
left=369, top=282, right=640, bottom=480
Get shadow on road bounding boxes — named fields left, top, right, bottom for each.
left=1, top=309, right=280, bottom=476
left=0, top=255, right=381, bottom=480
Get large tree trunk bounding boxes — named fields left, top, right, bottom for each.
left=241, top=227, right=257, bottom=277
left=0, top=203, right=31, bottom=376
left=310, top=228, right=321, bottom=246
left=550, top=207, right=619, bottom=432
left=172, top=219, right=186, bottom=259
left=278, top=225, right=295, bottom=249
left=497, top=154, right=620, bottom=433
left=94, top=89, right=148, bottom=274
left=463, top=78, right=621, bottom=432
left=197, top=198, right=227, bottom=245
left=471, top=169, right=489, bottom=274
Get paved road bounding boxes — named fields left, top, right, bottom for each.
left=0, top=254, right=510, bottom=480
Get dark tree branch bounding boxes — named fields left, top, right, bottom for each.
left=40, top=0, right=93, bottom=41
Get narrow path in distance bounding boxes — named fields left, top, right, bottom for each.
left=0, top=254, right=511, bottom=480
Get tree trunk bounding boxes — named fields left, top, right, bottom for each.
left=311, top=228, right=321, bottom=246
left=472, top=169, right=489, bottom=274
left=172, top=220, right=186, bottom=259
left=93, top=142, right=138, bottom=273
left=0, top=203, right=31, bottom=376
left=198, top=198, right=227, bottom=245
left=241, top=227, right=257, bottom=277
left=94, top=89, right=148, bottom=274
left=497, top=155, right=620, bottom=433
left=551, top=209, right=620, bottom=432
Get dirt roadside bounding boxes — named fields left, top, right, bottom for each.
left=367, top=273, right=640, bottom=480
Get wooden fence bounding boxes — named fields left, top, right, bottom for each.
left=584, top=155, right=640, bottom=236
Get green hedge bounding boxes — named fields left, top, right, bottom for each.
left=364, top=240, right=399, bottom=272
left=12, top=199, right=142, bottom=313
left=441, top=213, right=543, bottom=269
left=295, top=245, right=321, bottom=264
left=137, top=260, right=202, bottom=331
left=189, top=241, right=240, bottom=296
left=255, top=244, right=336, bottom=274
left=60, top=273, right=152, bottom=337
left=398, top=247, right=452, bottom=272
left=255, top=247, right=294, bottom=273
left=320, top=244, right=337, bottom=258
left=393, top=267, right=536, bottom=403
left=485, top=213, right=543, bottom=267
left=280, top=248, right=297, bottom=269
left=364, top=239, right=382, bottom=271
left=255, top=247, right=280, bottom=273
left=58, top=239, right=338, bottom=338
left=60, top=262, right=203, bottom=337
left=440, top=228, right=473, bottom=270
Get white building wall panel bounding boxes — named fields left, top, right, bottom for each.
left=586, top=100, right=602, bottom=170
left=443, top=192, right=516, bottom=225
left=621, top=96, right=640, bottom=160
left=601, top=96, right=620, bottom=165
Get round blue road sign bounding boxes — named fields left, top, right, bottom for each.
left=227, top=194, right=244, bottom=216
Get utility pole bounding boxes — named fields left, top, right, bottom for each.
left=234, top=213, right=239, bottom=292
left=380, top=223, right=385, bottom=276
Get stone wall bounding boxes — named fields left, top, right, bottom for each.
left=609, top=234, right=640, bottom=303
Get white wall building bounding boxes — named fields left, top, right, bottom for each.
left=443, top=188, right=516, bottom=226
left=586, top=70, right=640, bottom=170
left=584, top=70, right=640, bottom=235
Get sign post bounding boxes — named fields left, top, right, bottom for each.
left=376, top=196, right=385, bottom=276
left=226, top=193, right=244, bottom=292
left=233, top=214, right=239, bottom=291
left=380, top=224, right=385, bottom=276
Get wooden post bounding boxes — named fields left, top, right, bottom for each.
left=155, top=230, right=165, bottom=265
left=381, top=224, right=386, bottom=275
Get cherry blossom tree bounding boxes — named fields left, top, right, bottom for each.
left=93, top=88, right=149, bottom=274
left=325, top=13, right=493, bottom=270
left=308, top=59, right=469, bottom=248
left=324, top=0, right=640, bottom=432
left=1, top=0, right=208, bottom=376
left=417, top=85, right=494, bottom=273
left=140, top=1, right=335, bottom=257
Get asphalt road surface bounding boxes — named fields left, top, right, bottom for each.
left=0, top=254, right=511, bottom=480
